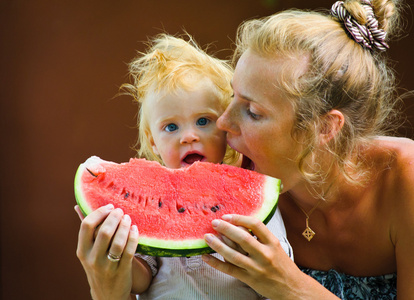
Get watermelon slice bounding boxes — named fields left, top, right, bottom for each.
left=74, top=156, right=281, bottom=257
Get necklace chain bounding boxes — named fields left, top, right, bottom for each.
left=288, top=192, right=322, bottom=242
left=296, top=201, right=321, bottom=219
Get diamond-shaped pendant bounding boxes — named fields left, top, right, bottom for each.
left=302, top=226, right=315, bottom=241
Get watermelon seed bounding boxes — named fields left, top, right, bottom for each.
left=124, top=192, right=130, bottom=199
left=158, top=201, right=162, bottom=208
left=211, top=205, right=220, bottom=212
left=178, top=207, right=185, bottom=213
left=86, top=168, right=98, bottom=177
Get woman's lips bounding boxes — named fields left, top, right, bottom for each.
left=226, top=141, right=255, bottom=171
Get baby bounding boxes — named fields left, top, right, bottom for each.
left=121, top=33, right=293, bottom=299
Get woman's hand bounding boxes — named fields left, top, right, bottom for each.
left=202, top=214, right=320, bottom=299
left=75, top=204, right=139, bottom=300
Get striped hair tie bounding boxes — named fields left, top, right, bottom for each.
left=331, top=0, right=389, bottom=51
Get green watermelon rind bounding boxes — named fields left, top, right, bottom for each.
left=74, top=156, right=117, bottom=217
left=74, top=157, right=280, bottom=257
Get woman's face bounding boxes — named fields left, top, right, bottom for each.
left=217, top=50, right=304, bottom=186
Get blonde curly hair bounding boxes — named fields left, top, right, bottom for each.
left=234, top=0, right=404, bottom=187
left=122, top=33, right=239, bottom=165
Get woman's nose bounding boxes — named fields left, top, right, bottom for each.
left=217, top=105, right=239, bottom=135
left=180, top=128, right=200, bottom=144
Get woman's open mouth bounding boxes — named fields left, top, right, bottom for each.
left=241, top=155, right=255, bottom=171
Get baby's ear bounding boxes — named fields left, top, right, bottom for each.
left=147, top=131, right=159, bottom=155
left=151, top=144, right=159, bottom=156
left=319, top=109, right=344, bottom=145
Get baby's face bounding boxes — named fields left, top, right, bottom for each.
left=146, top=81, right=227, bottom=169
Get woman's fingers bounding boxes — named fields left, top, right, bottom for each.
left=202, top=234, right=250, bottom=277
left=77, top=204, right=140, bottom=269
left=222, top=214, right=275, bottom=245
left=119, top=225, right=139, bottom=268
left=76, top=204, right=115, bottom=258
left=107, top=214, right=132, bottom=260
left=203, top=215, right=296, bottom=299
left=210, top=218, right=261, bottom=257
left=205, top=232, right=254, bottom=270
left=204, top=215, right=283, bottom=272
left=74, top=205, right=85, bottom=221
left=201, top=251, right=241, bottom=278
left=220, top=226, right=250, bottom=256
left=91, top=208, right=125, bottom=258
left=75, top=205, right=141, bottom=299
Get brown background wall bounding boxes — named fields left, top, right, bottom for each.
left=1, top=0, right=413, bottom=299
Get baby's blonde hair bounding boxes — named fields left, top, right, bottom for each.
left=234, top=0, right=403, bottom=187
left=122, top=33, right=238, bottom=165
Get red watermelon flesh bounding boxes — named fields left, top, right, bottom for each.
left=74, top=156, right=281, bottom=257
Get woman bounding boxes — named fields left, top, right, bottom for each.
left=202, top=0, right=413, bottom=298
left=76, top=0, right=414, bottom=298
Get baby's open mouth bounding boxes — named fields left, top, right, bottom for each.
left=183, top=153, right=205, bottom=165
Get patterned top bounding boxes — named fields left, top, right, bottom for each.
left=300, top=267, right=397, bottom=300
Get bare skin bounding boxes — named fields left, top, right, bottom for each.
left=75, top=205, right=152, bottom=299
left=201, top=50, right=414, bottom=299
left=202, top=138, right=414, bottom=299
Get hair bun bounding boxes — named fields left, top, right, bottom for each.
left=331, top=0, right=389, bottom=51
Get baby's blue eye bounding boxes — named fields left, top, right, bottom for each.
left=165, top=123, right=178, bottom=132
left=197, top=118, right=209, bottom=126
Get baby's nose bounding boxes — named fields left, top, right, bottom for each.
left=180, top=129, right=200, bottom=144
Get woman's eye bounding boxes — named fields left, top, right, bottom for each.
left=196, top=117, right=209, bottom=126
left=165, top=123, right=178, bottom=132
left=247, top=108, right=261, bottom=120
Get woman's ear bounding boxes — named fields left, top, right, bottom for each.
left=319, top=109, right=344, bottom=145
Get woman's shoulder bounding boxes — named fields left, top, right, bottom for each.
left=374, top=135, right=414, bottom=148
left=373, top=137, right=414, bottom=296
left=372, top=136, right=414, bottom=222
left=374, top=136, right=414, bottom=168
left=368, top=136, right=414, bottom=201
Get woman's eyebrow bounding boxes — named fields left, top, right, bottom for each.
left=230, top=80, right=256, bottom=103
